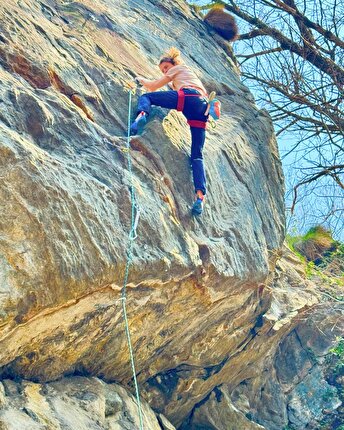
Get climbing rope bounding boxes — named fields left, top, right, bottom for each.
left=121, top=84, right=144, bottom=429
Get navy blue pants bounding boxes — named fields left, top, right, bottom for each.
left=136, top=88, right=208, bottom=195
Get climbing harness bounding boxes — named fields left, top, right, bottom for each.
left=176, top=88, right=220, bottom=129
left=176, top=89, right=208, bottom=127
left=176, top=88, right=207, bottom=112
left=120, top=83, right=144, bottom=430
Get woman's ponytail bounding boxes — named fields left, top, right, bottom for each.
left=159, top=47, right=183, bottom=65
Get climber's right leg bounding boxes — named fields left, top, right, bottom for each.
left=130, top=91, right=178, bottom=136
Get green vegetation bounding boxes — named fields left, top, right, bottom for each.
left=323, top=337, right=344, bottom=429
left=286, top=234, right=308, bottom=263
left=287, top=226, right=336, bottom=260
left=322, top=388, right=335, bottom=402
left=286, top=226, right=344, bottom=289
left=330, top=337, right=344, bottom=358
left=329, top=337, right=344, bottom=379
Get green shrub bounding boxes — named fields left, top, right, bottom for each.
left=287, top=226, right=343, bottom=287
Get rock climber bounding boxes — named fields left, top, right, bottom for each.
left=130, top=47, right=209, bottom=217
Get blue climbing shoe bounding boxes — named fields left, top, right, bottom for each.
left=192, top=197, right=204, bottom=216
left=130, top=111, right=147, bottom=135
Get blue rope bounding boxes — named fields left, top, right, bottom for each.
left=121, top=88, right=144, bottom=429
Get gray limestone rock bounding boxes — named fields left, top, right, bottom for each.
left=0, top=377, right=175, bottom=430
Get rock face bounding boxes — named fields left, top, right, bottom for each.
left=0, top=376, right=175, bottom=430
left=0, top=1, right=342, bottom=429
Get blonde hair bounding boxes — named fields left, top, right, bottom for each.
left=159, top=47, right=183, bottom=66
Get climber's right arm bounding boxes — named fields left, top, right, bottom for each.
left=136, top=75, right=171, bottom=92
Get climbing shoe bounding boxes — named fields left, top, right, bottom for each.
left=130, top=111, right=147, bottom=135
left=192, top=197, right=204, bottom=216
left=192, top=191, right=205, bottom=216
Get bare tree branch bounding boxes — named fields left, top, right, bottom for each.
left=224, top=1, right=344, bottom=88
left=242, top=72, right=343, bottom=131
left=238, top=29, right=269, bottom=39
left=237, top=47, right=284, bottom=59
left=291, top=165, right=344, bottom=213
left=273, top=0, right=344, bottom=48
